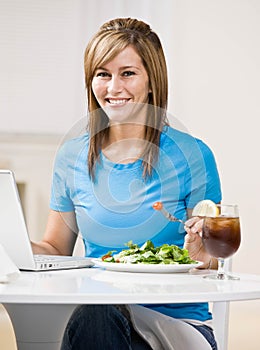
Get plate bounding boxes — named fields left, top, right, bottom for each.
left=92, top=259, right=203, bottom=273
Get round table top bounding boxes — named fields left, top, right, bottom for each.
left=1, top=267, right=260, bottom=305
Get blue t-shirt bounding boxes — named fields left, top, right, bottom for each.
left=50, top=125, right=222, bottom=322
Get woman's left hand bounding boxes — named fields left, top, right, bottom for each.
left=184, top=217, right=211, bottom=268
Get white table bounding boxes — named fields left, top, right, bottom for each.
left=1, top=267, right=260, bottom=350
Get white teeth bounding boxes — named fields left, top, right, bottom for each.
left=109, top=99, right=128, bottom=105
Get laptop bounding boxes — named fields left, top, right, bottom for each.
left=0, top=169, right=94, bottom=271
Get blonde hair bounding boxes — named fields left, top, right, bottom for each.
left=84, top=18, right=168, bottom=179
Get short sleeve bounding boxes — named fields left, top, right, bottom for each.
left=185, top=139, right=222, bottom=208
left=50, top=143, right=75, bottom=212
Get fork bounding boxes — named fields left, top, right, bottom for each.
left=152, top=202, right=185, bottom=224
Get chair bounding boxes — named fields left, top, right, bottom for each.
left=130, top=304, right=212, bottom=350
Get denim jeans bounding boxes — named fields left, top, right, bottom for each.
left=61, top=305, right=218, bottom=350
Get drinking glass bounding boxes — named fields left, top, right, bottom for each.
left=202, top=204, right=241, bottom=280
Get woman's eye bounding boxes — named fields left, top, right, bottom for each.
left=122, top=71, right=135, bottom=77
left=96, top=72, right=110, bottom=78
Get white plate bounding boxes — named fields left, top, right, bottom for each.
left=92, top=259, right=203, bottom=273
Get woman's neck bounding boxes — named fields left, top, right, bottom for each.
left=102, top=123, right=146, bottom=164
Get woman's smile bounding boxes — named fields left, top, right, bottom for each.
left=105, top=98, right=130, bottom=106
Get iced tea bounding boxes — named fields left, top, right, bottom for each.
left=202, top=216, right=241, bottom=259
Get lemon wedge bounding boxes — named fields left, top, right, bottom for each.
left=192, top=200, right=219, bottom=217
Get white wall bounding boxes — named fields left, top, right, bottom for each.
left=2, top=0, right=259, bottom=272
left=1, top=1, right=260, bottom=349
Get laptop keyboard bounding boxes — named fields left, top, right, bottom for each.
left=34, top=255, right=86, bottom=262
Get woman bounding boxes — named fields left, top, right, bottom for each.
left=32, top=18, right=221, bottom=349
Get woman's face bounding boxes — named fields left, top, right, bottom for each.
left=91, top=45, right=151, bottom=123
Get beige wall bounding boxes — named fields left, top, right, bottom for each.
left=1, top=1, right=260, bottom=349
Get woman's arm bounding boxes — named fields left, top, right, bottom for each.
left=31, top=210, right=78, bottom=256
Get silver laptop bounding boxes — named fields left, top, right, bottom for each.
left=0, top=169, right=93, bottom=271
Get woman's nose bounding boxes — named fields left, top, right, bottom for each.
left=107, top=76, right=123, bottom=94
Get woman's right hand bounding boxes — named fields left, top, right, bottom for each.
left=184, top=217, right=212, bottom=268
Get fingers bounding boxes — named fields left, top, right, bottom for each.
left=184, top=217, right=204, bottom=235
left=184, top=233, right=197, bottom=244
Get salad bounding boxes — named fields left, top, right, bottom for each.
left=101, top=240, right=196, bottom=265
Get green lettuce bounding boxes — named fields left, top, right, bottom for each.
left=101, top=240, right=196, bottom=265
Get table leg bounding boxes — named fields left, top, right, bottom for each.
left=212, top=301, right=230, bottom=350
left=3, top=303, right=77, bottom=350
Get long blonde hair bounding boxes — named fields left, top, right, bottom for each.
left=84, top=18, right=169, bottom=179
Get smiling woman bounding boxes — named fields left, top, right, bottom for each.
left=84, top=17, right=169, bottom=180
left=31, top=17, right=221, bottom=350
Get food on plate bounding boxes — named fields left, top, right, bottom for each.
left=152, top=201, right=163, bottom=211
left=101, top=240, right=196, bottom=265
left=192, top=200, right=219, bottom=217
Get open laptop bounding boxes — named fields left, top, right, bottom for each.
left=0, top=169, right=93, bottom=271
